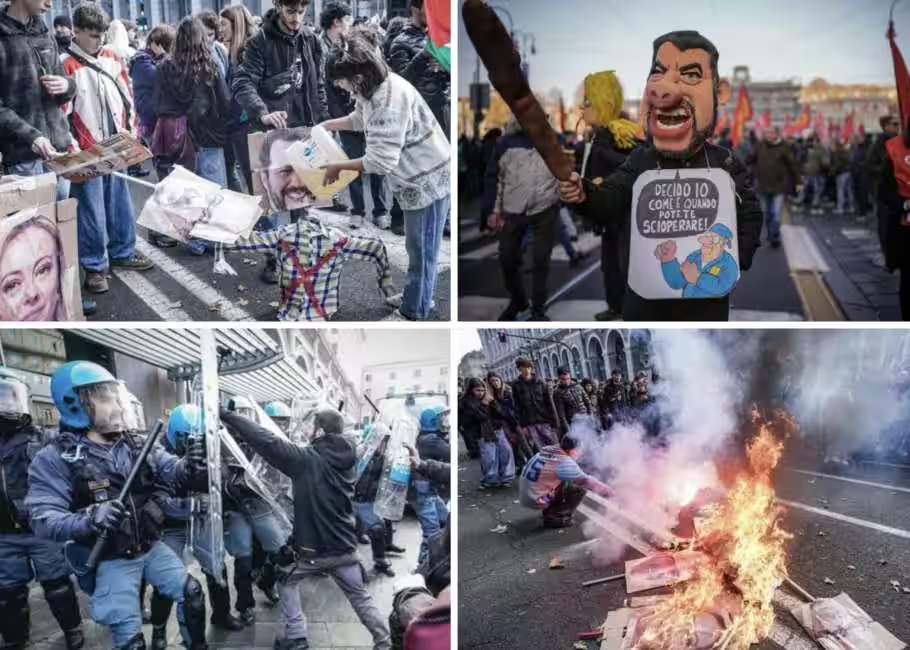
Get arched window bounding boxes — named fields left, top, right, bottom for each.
left=551, top=353, right=560, bottom=375
left=571, top=346, right=583, bottom=378
left=560, top=349, right=570, bottom=372
left=542, top=357, right=552, bottom=379
left=588, top=337, right=606, bottom=381
left=607, top=330, right=626, bottom=378
left=630, top=330, right=653, bottom=375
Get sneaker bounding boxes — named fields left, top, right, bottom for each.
left=382, top=308, right=414, bottom=321
left=386, top=543, right=407, bottom=555
left=64, top=627, right=85, bottom=650
left=110, top=253, right=154, bottom=271
left=499, top=481, right=513, bottom=489
left=374, top=560, right=396, bottom=577
left=259, top=584, right=281, bottom=606
left=384, top=293, right=435, bottom=312
left=239, top=608, right=255, bottom=626
left=273, top=638, right=310, bottom=650
left=349, top=213, right=364, bottom=229
left=84, top=271, right=109, bottom=294
left=186, top=239, right=208, bottom=256
left=497, top=301, right=529, bottom=321
left=211, top=613, right=245, bottom=631
left=375, top=213, right=391, bottom=229
left=595, top=308, right=622, bottom=321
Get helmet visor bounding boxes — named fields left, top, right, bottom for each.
left=0, top=378, right=30, bottom=421
left=78, top=381, right=130, bottom=435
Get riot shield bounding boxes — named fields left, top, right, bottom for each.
left=289, top=393, right=334, bottom=445
left=219, top=428, right=294, bottom=538
left=246, top=399, right=295, bottom=518
left=354, top=421, right=392, bottom=482
left=189, top=330, right=225, bottom=585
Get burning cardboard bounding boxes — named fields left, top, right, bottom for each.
left=624, top=551, right=711, bottom=594
left=789, top=592, right=906, bottom=650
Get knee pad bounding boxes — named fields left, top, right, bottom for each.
left=183, top=575, right=205, bottom=611
left=40, top=576, right=82, bottom=633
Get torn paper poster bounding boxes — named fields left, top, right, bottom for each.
left=790, top=592, right=906, bottom=650
left=624, top=551, right=711, bottom=594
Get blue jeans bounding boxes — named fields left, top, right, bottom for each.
left=0, top=532, right=69, bottom=587
left=70, top=174, right=136, bottom=271
left=836, top=171, right=854, bottom=212
left=160, top=526, right=189, bottom=565
left=414, top=481, right=448, bottom=563
left=339, top=132, right=388, bottom=217
left=91, top=541, right=190, bottom=647
left=195, top=146, right=227, bottom=187
left=799, top=174, right=825, bottom=207
left=353, top=500, right=382, bottom=532
left=2, top=159, right=70, bottom=201
left=223, top=509, right=286, bottom=558
left=758, top=192, right=784, bottom=243
left=479, top=430, right=516, bottom=486
left=401, top=195, right=450, bottom=320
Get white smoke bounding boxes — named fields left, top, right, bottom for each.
left=788, top=330, right=910, bottom=460
left=570, top=330, right=750, bottom=566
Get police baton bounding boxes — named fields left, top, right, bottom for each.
left=85, top=419, right=165, bottom=572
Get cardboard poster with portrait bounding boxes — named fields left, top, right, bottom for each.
left=0, top=173, right=83, bottom=321
left=247, top=127, right=358, bottom=216
left=627, top=168, right=739, bottom=301
left=44, top=132, right=151, bottom=183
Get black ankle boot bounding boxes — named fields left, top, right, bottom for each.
left=151, top=625, right=168, bottom=650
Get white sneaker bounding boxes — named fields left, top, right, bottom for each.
left=384, top=294, right=435, bottom=312
left=349, top=214, right=364, bottom=229
left=375, top=214, right=391, bottom=230
left=382, top=308, right=411, bottom=321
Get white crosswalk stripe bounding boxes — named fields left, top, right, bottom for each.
left=114, top=270, right=192, bottom=321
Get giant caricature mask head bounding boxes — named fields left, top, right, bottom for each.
left=645, top=31, right=730, bottom=159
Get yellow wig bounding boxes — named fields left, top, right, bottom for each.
left=583, top=70, right=642, bottom=150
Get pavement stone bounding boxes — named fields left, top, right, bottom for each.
left=23, top=518, right=422, bottom=649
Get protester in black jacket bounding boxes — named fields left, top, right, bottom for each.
left=387, top=0, right=448, bottom=137
left=601, top=369, right=629, bottom=420
left=221, top=407, right=390, bottom=650
left=460, top=378, right=514, bottom=489
left=232, top=1, right=328, bottom=131
left=0, top=0, right=76, bottom=177
left=552, top=368, right=592, bottom=434
left=510, top=357, right=559, bottom=451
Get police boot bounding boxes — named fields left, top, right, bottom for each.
left=0, top=585, right=30, bottom=650
left=205, top=573, right=244, bottom=631
left=183, top=576, right=208, bottom=650
left=257, top=556, right=280, bottom=606
left=233, top=557, right=256, bottom=626
left=41, top=577, right=84, bottom=649
left=369, top=526, right=395, bottom=577
left=117, top=633, right=147, bottom=650
left=385, top=520, right=406, bottom=555
left=150, top=625, right=168, bottom=650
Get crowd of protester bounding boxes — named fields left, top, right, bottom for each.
left=0, top=0, right=450, bottom=321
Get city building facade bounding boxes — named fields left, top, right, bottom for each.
left=362, top=357, right=450, bottom=422
left=799, top=78, right=899, bottom=134
left=458, top=350, right=486, bottom=380
left=478, top=329, right=653, bottom=384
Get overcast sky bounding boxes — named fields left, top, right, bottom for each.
left=456, top=329, right=482, bottom=359
left=457, top=0, right=907, bottom=100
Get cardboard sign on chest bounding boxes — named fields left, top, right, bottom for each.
left=628, top=168, right=740, bottom=300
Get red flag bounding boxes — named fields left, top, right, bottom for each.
left=841, top=111, right=855, bottom=142
left=792, top=105, right=811, bottom=131
left=888, top=19, right=910, bottom=128
left=730, top=84, right=753, bottom=148
left=813, top=112, right=825, bottom=137
left=783, top=114, right=794, bottom=138
left=714, top=110, right=730, bottom=136
left=424, top=0, right=450, bottom=47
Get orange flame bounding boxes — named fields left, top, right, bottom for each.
left=638, top=426, right=792, bottom=649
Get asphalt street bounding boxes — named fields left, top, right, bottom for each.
left=84, top=166, right=450, bottom=322
left=25, top=517, right=423, bottom=650
left=457, top=440, right=910, bottom=649
left=457, top=196, right=864, bottom=322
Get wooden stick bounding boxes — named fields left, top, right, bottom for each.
left=582, top=573, right=625, bottom=588
left=784, top=576, right=816, bottom=603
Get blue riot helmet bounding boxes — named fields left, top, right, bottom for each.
left=0, top=367, right=32, bottom=429
left=51, top=361, right=129, bottom=436
left=264, top=401, right=291, bottom=433
left=419, top=405, right=450, bottom=437
left=167, top=404, right=204, bottom=456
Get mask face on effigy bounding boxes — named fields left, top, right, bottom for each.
left=643, top=34, right=730, bottom=159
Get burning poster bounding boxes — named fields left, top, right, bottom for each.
left=624, top=551, right=710, bottom=594
left=248, top=126, right=358, bottom=216
left=791, top=592, right=906, bottom=650
left=136, top=166, right=262, bottom=244
left=44, top=132, right=151, bottom=182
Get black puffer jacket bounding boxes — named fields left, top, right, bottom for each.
left=552, top=382, right=591, bottom=432
left=0, top=7, right=75, bottom=165
left=387, top=23, right=448, bottom=128
left=576, top=126, right=638, bottom=238
left=575, top=142, right=764, bottom=321
left=602, top=381, right=629, bottom=414
left=318, top=30, right=354, bottom=119
left=510, top=376, right=556, bottom=427
left=459, top=395, right=500, bottom=443
left=232, top=9, right=328, bottom=128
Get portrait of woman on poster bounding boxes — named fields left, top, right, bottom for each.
left=0, top=215, right=66, bottom=321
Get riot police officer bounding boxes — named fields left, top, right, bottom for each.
left=264, top=402, right=292, bottom=435
left=144, top=404, right=245, bottom=649
left=25, top=361, right=209, bottom=650
left=414, top=407, right=450, bottom=565
left=0, top=368, right=84, bottom=650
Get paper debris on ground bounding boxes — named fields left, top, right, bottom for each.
left=549, top=557, right=565, bottom=570
left=490, top=524, right=508, bottom=534
left=574, top=642, right=588, bottom=649
left=824, top=577, right=835, bottom=585
left=624, top=550, right=710, bottom=594
left=789, top=591, right=907, bottom=650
